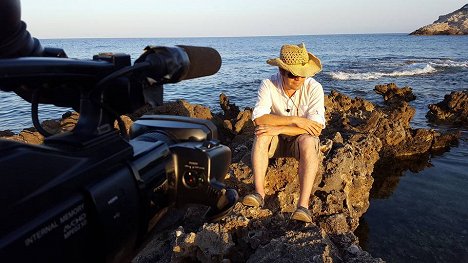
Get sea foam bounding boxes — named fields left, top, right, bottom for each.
left=429, top=59, right=468, bottom=68
left=330, top=64, right=437, bottom=80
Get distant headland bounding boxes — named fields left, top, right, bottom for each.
left=410, top=4, right=468, bottom=35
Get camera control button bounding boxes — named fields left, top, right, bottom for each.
left=197, top=176, right=204, bottom=184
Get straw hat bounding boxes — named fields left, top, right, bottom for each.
left=267, top=43, right=322, bottom=77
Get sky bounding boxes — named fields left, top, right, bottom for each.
left=20, top=0, right=468, bottom=38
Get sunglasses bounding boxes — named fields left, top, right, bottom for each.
left=284, top=71, right=303, bottom=79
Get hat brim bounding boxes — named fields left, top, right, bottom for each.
left=267, top=52, right=322, bottom=77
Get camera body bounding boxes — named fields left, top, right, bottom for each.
left=0, top=115, right=236, bottom=263
left=131, top=116, right=233, bottom=213
left=0, top=3, right=237, bottom=260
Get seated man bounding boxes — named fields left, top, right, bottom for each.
left=242, top=43, right=325, bottom=223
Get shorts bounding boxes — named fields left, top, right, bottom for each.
left=268, top=134, right=320, bottom=159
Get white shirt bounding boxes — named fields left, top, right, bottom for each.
left=252, top=73, right=326, bottom=128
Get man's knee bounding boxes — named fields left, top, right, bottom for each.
left=297, top=135, right=320, bottom=158
left=253, top=135, right=274, bottom=149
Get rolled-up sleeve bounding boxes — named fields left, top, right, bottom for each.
left=252, top=80, right=272, bottom=121
left=304, top=83, right=326, bottom=128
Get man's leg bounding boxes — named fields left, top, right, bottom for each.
left=296, top=135, right=320, bottom=208
left=251, top=134, right=274, bottom=199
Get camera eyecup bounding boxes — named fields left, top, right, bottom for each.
left=204, top=188, right=239, bottom=222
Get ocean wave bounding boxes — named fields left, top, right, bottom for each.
left=429, top=60, right=468, bottom=68
left=330, top=64, right=437, bottom=80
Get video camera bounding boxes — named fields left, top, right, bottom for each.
left=0, top=1, right=238, bottom=262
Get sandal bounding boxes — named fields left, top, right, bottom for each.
left=242, top=193, right=264, bottom=208
left=291, top=206, right=312, bottom=223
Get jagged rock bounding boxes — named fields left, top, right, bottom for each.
left=374, top=83, right=416, bottom=104
left=0, top=112, right=78, bottom=144
left=431, top=130, right=461, bottom=151
left=316, top=134, right=382, bottom=230
left=17, top=128, right=44, bottom=144
left=221, top=110, right=254, bottom=136
left=410, top=4, right=468, bottom=35
left=0, top=130, right=15, bottom=137
left=246, top=225, right=339, bottom=263
left=220, top=93, right=240, bottom=120
left=324, top=90, right=459, bottom=159
left=218, top=108, right=256, bottom=163
left=0, top=110, right=130, bottom=144
left=426, top=90, right=468, bottom=126
left=219, top=93, right=255, bottom=138
left=223, top=119, right=234, bottom=131
left=41, top=119, right=61, bottom=134
left=0, top=127, right=44, bottom=144
left=382, top=128, right=459, bottom=159
left=171, top=224, right=235, bottom=262
left=144, top=99, right=213, bottom=120
left=210, top=131, right=381, bottom=261
left=234, top=110, right=254, bottom=134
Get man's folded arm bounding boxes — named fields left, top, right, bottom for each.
left=254, top=114, right=323, bottom=136
left=253, top=114, right=294, bottom=126
left=276, top=125, right=309, bottom=136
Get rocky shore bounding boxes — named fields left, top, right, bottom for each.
left=1, top=86, right=464, bottom=262
left=426, top=89, right=468, bottom=126
left=410, top=4, right=468, bottom=35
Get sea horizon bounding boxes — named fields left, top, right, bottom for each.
left=37, top=32, right=426, bottom=41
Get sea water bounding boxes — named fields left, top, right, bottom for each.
left=0, top=34, right=467, bottom=262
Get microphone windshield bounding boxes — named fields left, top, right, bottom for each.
left=0, top=0, right=21, bottom=39
left=177, top=45, right=221, bottom=80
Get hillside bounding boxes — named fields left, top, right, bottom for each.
left=410, top=4, right=468, bottom=35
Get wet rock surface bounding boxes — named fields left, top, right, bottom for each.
left=1, top=89, right=461, bottom=262
left=0, top=111, right=79, bottom=144
left=374, top=83, right=416, bottom=104
left=426, top=90, right=468, bottom=126
left=324, top=90, right=460, bottom=160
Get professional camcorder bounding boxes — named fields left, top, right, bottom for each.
left=0, top=1, right=238, bottom=262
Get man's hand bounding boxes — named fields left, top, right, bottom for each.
left=254, top=115, right=323, bottom=137
left=255, top=125, right=283, bottom=137
left=293, top=117, right=323, bottom=136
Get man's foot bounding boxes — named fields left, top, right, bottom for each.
left=242, top=193, right=264, bottom=208
left=291, top=206, right=312, bottom=223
